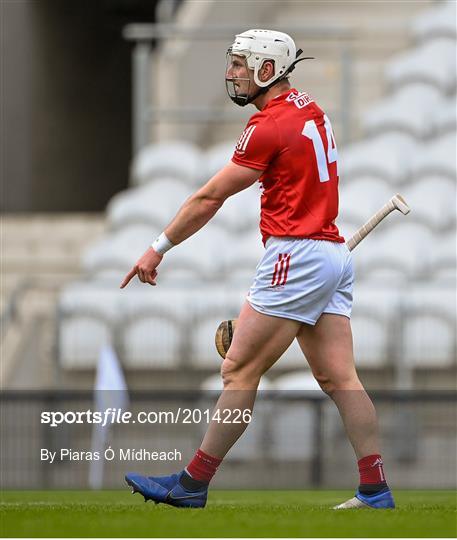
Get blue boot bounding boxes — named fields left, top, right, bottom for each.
left=125, top=471, right=208, bottom=508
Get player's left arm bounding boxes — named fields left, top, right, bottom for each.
left=120, top=162, right=262, bottom=288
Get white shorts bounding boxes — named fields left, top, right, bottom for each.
left=247, top=237, right=354, bottom=325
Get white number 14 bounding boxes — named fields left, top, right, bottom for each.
left=302, top=114, right=337, bottom=183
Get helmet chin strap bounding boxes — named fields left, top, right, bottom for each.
left=228, top=85, right=268, bottom=107
left=228, top=49, right=314, bottom=107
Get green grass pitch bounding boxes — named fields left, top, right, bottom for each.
left=1, top=490, right=456, bottom=537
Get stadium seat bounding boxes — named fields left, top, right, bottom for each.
left=386, top=38, right=457, bottom=94
left=363, top=83, right=444, bottom=139
left=83, top=223, right=230, bottom=283
left=431, top=229, right=457, bottom=283
left=350, top=286, right=401, bottom=367
left=352, top=313, right=393, bottom=368
left=212, top=182, right=261, bottom=233
left=122, top=313, right=183, bottom=368
left=403, top=177, right=456, bottom=230
left=130, top=141, right=202, bottom=185
left=338, top=132, right=417, bottom=183
left=224, top=227, right=265, bottom=286
left=270, top=372, right=323, bottom=460
left=59, top=316, right=112, bottom=369
left=202, top=141, right=236, bottom=181
left=412, top=0, right=457, bottom=42
left=120, top=286, right=196, bottom=323
left=402, top=286, right=456, bottom=367
left=58, top=282, right=195, bottom=368
left=82, top=225, right=153, bottom=278
left=434, top=94, right=457, bottom=135
left=412, top=132, right=457, bottom=180
left=159, top=225, right=231, bottom=283
left=59, top=282, right=121, bottom=319
left=107, top=178, right=193, bottom=231
left=58, top=283, right=119, bottom=368
left=339, top=177, right=393, bottom=226
left=353, top=222, right=434, bottom=281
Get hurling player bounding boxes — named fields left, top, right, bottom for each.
left=121, top=29, right=394, bottom=510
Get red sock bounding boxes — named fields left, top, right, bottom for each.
left=358, top=454, right=386, bottom=485
left=186, top=449, right=222, bottom=483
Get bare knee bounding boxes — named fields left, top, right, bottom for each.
left=313, top=372, right=363, bottom=397
left=221, top=354, right=260, bottom=389
left=220, top=355, right=238, bottom=387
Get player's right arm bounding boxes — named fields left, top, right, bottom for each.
left=163, top=161, right=262, bottom=245
left=120, top=115, right=278, bottom=289
left=120, top=162, right=261, bottom=288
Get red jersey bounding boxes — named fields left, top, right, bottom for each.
left=231, top=88, right=344, bottom=245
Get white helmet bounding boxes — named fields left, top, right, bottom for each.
left=229, top=29, right=297, bottom=87
left=226, top=29, right=312, bottom=106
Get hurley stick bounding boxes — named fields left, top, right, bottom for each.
left=345, top=193, right=410, bottom=251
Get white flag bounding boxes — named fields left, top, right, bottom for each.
left=89, top=343, right=128, bottom=489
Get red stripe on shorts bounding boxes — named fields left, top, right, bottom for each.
left=271, top=253, right=291, bottom=286
left=276, top=254, right=286, bottom=285
left=281, top=254, right=291, bottom=285
left=271, top=253, right=282, bottom=285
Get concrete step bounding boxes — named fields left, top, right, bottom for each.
left=2, top=213, right=105, bottom=293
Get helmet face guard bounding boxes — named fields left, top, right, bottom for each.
left=225, top=49, right=254, bottom=107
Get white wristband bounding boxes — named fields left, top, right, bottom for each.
left=151, top=232, right=174, bottom=255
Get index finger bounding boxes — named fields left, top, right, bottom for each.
left=120, top=268, right=137, bottom=289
